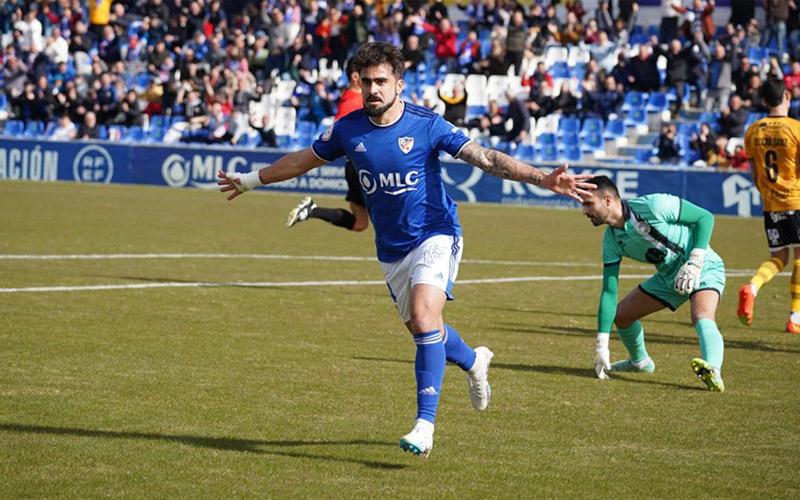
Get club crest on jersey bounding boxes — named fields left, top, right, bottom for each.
left=398, top=136, right=414, bottom=154
left=321, top=126, right=333, bottom=141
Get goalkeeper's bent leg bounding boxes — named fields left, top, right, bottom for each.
left=617, top=321, right=649, bottom=364
left=694, top=318, right=724, bottom=370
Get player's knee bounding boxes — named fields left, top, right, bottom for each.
left=409, top=315, right=438, bottom=334
left=614, top=306, right=634, bottom=329
left=691, top=309, right=715, bottom=325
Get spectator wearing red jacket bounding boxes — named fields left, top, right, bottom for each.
left=421, top=17, right=458, bottom=70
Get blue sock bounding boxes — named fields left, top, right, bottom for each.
left=444, top=324, right=477, bottom=371
left=413, top=330, right=446, bottom=424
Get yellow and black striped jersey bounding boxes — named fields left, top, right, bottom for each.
left=744, top=116, right=800, bottom=212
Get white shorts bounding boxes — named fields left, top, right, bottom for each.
left=381, top=234, right=463, bottom=323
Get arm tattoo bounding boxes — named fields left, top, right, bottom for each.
left=457, top=142, right=544, bottom=185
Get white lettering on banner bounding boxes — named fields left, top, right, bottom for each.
left=73, top=145, right=114, bottom=183
left=161, top=153, right=248, bottom=188
left=500, top=168, right=641, bottom=200
left=722, top=174, right=761, bottom=217
left=0, top=147, right=58, bottom=181
left=442, top=166, right=483, bottom=202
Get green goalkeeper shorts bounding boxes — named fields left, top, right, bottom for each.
left=638, top=250, right=726, bottom=311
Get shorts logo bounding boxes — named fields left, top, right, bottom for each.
left=398, top=136, right=414, bottom=154
left=321, top=126, right=332, bottom=142
left=73, top=145, right=114, bottom=183
left=767, top=228, right=781, bottom=246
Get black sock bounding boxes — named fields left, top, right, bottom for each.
left=310, top=208, right=356, bottom=230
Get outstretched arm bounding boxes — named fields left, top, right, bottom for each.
left=595, top=261, right=620, bottom=379
left=217, top=147, right=327, bottom=200
left=456, top=141, right=596, bottom=201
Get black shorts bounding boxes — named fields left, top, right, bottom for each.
left=344, top=161, right=366, bottom=208
left=764, top=210, right=800, bottom=249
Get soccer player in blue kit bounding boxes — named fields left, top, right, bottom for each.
left=218, top=42, right=595, bottom=458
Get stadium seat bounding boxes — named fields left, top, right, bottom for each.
left=22, top=121, right=45, bottom=138
left=646, top=92, right=669, bottom=112
left=677, top=122, right=698, bottom=137
left=273, top=106, right=297, bottom=137
left=539, top=143, right=558, bottom=162
left=580, top=117, right=603, bottom=137
left=581, top=133, right=604, bottom=152
left=123, top=126, right=144, bottom=142
left=634, top=148, right=655, bottom=162
left=108, top=125, right=127, bottom=141
left=296, top=120, right=317, bottom=139
left=745, top=112, right=766, bottom=128
left=558, top=116, right=580, bottom=136
left=149, top=114, right=166, bottom=130
left=621, top=91, right=646, bottom=111
left=538, top=132, right=556, bottom=146
left=603, top=119, right=626, bottom=139
left=563, top=146, right=582, bottom=162
left=97, top=125, right=109, bottom=140
left=550, top=61, right=570, bottom=79
left=3, top=120, right=24, bottom=136
left=624, top=108, right=648, bottom=127
left=514, top=143, right=536, bottom=161
left=0, top=92, right=7, bottom=111
left=559, top=133, right=580, bottom=148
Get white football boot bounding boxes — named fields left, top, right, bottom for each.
left=286, top=197, right=317, bottom=228
left=399, top=419, right=434, bottom=458
left=467, top=346, right=493, bottom=411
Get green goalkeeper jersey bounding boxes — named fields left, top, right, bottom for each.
left=601, top=194, right=718, bottom=277
left=595, top=194, right=725, bottom=332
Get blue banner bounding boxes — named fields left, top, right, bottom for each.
left=0, top=137, right=762, bottom=217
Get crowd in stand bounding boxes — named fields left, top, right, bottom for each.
left=2, top=0, right=800, bottom=168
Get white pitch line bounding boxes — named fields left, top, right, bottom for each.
left=0, top=271, right=759, bottom=294
left=0, top=253, right=665, bottom=269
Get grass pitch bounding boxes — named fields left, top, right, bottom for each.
left=1, top=181, right=798, bottom=498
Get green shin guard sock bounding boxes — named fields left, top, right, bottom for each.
left=617, top=321, right=649, bottom=363
left=695, top=318, right=724, bottom=369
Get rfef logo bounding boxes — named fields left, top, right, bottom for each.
left=73, top=145, right=114, bottom=183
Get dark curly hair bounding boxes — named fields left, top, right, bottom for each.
left=351, top=42, right=405, bottom=80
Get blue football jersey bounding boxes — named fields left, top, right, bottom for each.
left=311, top=103, right=471, bottom=262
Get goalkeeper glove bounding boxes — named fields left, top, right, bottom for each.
left=594, top=332, right=611, bottom=380
left=674, top=248, right=705, bottom=295
left=226, top=171, right=262, bottom=193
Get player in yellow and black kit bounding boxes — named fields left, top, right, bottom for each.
left=740, top=78, right=800, bottom=333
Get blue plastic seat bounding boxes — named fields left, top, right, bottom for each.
left=580, top=117, right=604, bottom=137
left=124, top=126, right=144, bottom=142
left=603, top=119, right=626, bottom=138
left=558, top=117, right=580, bottom=136
left=621, top=91, right=646, bottom=111
left=22, top=121, right=45, bottom=137
left=538, top=132, right=557, bottom=146
left=539, top=143, right=558, bottom=162
left=560, top=133, right=580, bottom=147
left=624, top=108, right=648, bottom=127
left=3, top=119, right=24, bottom=136
left=563, top=146, right=582, bottom=162
left=581, top=133, right=604, bottom=151
left=646, top=92, right=668, bottom=112
left=634, top=148, right=654, bottom=162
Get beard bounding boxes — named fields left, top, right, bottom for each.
left=364, top=93, right=397, bottom=117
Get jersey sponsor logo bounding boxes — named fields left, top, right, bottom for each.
left=358, top=169, right=420, bottom=196
left=398, top=136, right=414, bottom=154
left=73, top=145, right=113, bottom=183
left=354, top=142, right=367, bottom=152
